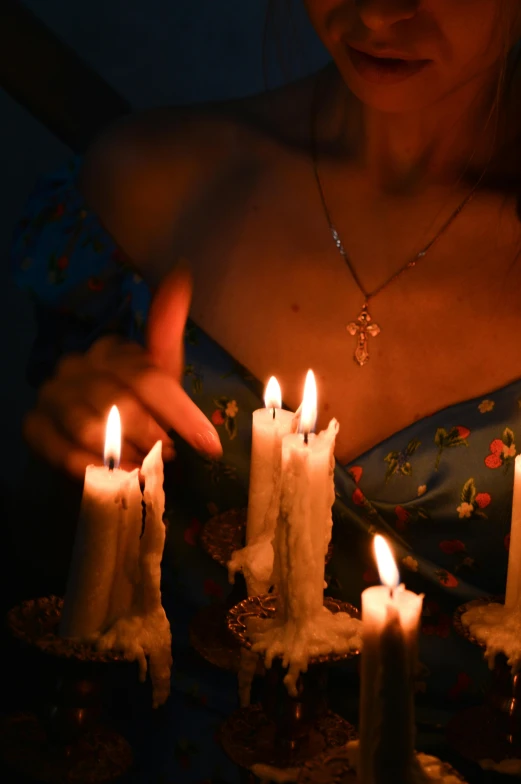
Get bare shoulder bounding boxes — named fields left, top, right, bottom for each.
left=80, top=70, right=321, bottom=270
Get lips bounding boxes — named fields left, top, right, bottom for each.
left=347, top=45, right=431, bottom=85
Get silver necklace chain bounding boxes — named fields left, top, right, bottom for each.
left=310, top=85, right=482, bottom=365
left=313, top=162, right=479, bottom=303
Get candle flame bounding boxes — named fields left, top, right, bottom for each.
left=299, top=369, right=317, bottom=436
left=104, top=405, right=121, bottom=469
left=374, top=535, right=400, bottom=589
left=264, top=376, right=282, bottom=410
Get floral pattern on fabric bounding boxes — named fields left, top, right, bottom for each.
left=211, top=397, right=239, bottom=439
left=485, top=428, right=516, bottom=470
left=394, top=503, right=430, bottom=532
left=384, top=438, right=421, bottom=480
left=434, top=426, right=470, bottom=470
left=11, top=158, right=521, bottom=781
left=456, top=479, right=491, bottom=519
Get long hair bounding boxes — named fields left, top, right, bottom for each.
left=262, top=0, right=315, bottom=89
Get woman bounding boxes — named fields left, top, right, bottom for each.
left=12, top=1, right=521, bottom=780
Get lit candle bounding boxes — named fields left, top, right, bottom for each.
left=60, top=406, right=143, bottom=639
left=275, top=370, right=333, bottom=621
left=246, top=376, right=294, bottom=547
left=460, top=454, right=521, bottom=674
left=506, top=455, right=521, bottom=609
left=96, top=438, right=172, bottom=708
left=252, top=371, right=361, bottom=695
left=60, top=408, right=172, bottom=706
left=359, top=536, right=424, bottom=784
left=228, top=376, right=294, bottom=596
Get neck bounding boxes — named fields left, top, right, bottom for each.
left=335, top=68, right=506, bottom=193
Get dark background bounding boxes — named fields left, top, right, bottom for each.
left=0, top=0, right=329, bottom=488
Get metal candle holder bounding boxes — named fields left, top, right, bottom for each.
left=199, top=507, right=249, bottom=568
left=188, top=576, right=259, bottom=672
left=220, top=594, right=359, bottom=774
left=189, top=508, right=249, bottom=671
left=200, top=508, right=334, bottom=570
left=192, top=508, right=334, bottom=672
left=0, top=596, right=134, bottom=783
left=448, top=595, right=521, bottom=765
left=297, top=747, right=467, bottom=784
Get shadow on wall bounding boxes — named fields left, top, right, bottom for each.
left=0, top=90, right=67, bottom=487
left=23, top=0, right=328, bottom=106
left=1, top=0, right=328, bottom=488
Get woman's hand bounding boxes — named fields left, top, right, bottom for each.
left=23, top=264, right=222, bottom=478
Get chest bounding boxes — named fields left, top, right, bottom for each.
left=174, top=158, right=521, bottom=463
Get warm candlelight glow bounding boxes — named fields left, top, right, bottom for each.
left=264, top=376, right=282, bottom=410
left=299, top=369, right=317, bottom=436
left=104, top=405, right=121, bottom=469
left=506, top=455, right=521, bottom=608
left=374, top=535, right=400, bottom=589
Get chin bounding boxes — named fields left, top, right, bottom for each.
left=336, top=59, right=443, bottom=115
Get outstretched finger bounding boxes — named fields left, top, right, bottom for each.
left=147, top=260, right=192, bottom=378
left=133, top=371, right=222, bottom=457
left=80, top=379, right=174, bottom=458
left=90, top=353, right=222, bottom=458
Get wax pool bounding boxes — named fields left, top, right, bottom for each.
left=251, top=418, right=362, bottom=695
left=60, top=438, right=172, bottom=707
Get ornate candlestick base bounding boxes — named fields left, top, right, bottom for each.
left=194, top=508, right=333, bottom=671
left=298, top=746, right=357, bottom=783
left=0, top=714, right=132, bottom=784
left=220, top=704, right=356, bottom=774
left=1, top=596, right=133, bottom=783
left=189, top=600, right=264, bottom=675
left=220, top=595, right=360, bottom=775
left=297, top=746, right=467, bottom=783
left=190, top=509, right=249, bottom=671
left=189, top=602, right=243, bottom=671
left=200, top=508, right=333, bottom=569
left=200, top=507, right=248, bottom=568
left=447, top=596, right=521, bottom=768
left=188, top=565, right=265, bottom=672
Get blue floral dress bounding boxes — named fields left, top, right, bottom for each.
left=12, top=159, right=521, bottom=782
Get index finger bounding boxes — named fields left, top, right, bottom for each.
left=92, top=353, right=222, bottom=459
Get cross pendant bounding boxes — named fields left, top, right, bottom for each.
left=346, top=304, right=381, bottom=366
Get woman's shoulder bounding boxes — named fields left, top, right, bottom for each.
left=85, top=67, right=321, bottom=168
left=79, top=70, right=322, bottom=269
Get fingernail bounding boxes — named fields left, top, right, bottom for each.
left=194, top=431, right=222, bottom=457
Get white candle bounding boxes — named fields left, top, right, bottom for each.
left=359, top=536, right=424, bottom=784
left=247, top=376, right=294, bottom=546
left=96, top=438, right=172, bottom=708
left=60, top=406, right=143, bottom=639
left=506, top=455, right=521, bottom=609
left=229, top=377, right=294, bottom=596
left=59, top=407, right=171, bottom=705
left=137, top=440, right=172, bottom=707
left=275, top=370, right=334, bottom=621
left=251, top=371, right=362, bottom=696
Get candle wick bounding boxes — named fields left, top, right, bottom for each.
left=304, top=432, right=309, bottom=445
left=389, top=586, right=394, bottom=599
left=272, top=407, right=276, bottom=420
left=108, top=456, right=115, bottom=472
